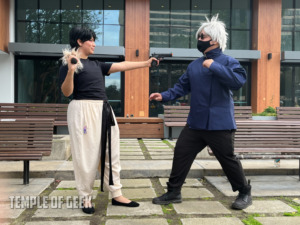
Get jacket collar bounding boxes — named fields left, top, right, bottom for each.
left=203, top=48, right=222, bottom=59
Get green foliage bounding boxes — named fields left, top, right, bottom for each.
left=161, top=204, right=175, bottom=215
left=242, top=214, right=263, bottom=225
left=284, top=204, right=300, bottom=216
left=252, top=106, right=277, bottom=116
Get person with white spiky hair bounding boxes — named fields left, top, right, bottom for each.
left=195, top=14, right=228, bottom=52
left=150, top=14, right=252, bottom=210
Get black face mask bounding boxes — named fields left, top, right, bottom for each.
left=197, top=39, right=213, bottom=54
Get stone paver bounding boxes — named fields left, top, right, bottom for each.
left=173, top=201, right=231, bottom=214
left=243, top=200, right=297, bottom=214
left=120, top=156, right=145, bottom=160
left=206, top=176, right=300, bottom=197
left=57, top=180, right=100, bottom=189
left=0, top=178, right=54, bottom=201
left=181, top=217, right=244, bottom=225
left=0, top=203, right=25, bottom=219
left=120, top=152, right=144, bottom=156
left=181, top=188, right=214, bottom=198
left=120, top=148, right=142, bottom=152
left=147, top=147, right=171, bottom=150
left=25, top=222, right=90, bottom=225
left=164, top=187, right=213, bottom=198
left=121, top=179, right=152, bottom=188
left=120, top=146, right=141, bottom=149
left=49, top=190, right=97, bottom=199
left=151, top=155, right=174, bottom=159
left=3, top=138, right=300, bottom=224
left=159, top=178, right=203, bottom=187
left=33, top=204, right=92, bottom=218
left=293, top=199, right=300, bottom=205
left=106, top=218, right=168, bottom=225
left=106, top=202, right=163, bottom=216
left=148, top=151, right=173, bottom=155
left=147, top=148, right=173, bottom=152
left=255, top=217, right=300, bottom=225
left=109, top=188, right=156, bottom=199
left=144, top=144, right=169, bottom=147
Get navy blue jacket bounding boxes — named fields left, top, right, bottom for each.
left=161, top=48, right=247, bottom=130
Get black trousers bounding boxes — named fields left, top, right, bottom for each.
left=167, top=125, right=247, bottom=192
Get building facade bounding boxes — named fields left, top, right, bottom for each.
left=0, top=0, right=299, bottom=117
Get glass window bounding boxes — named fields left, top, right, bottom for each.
left=104, top=0, right=125, bottom=25
left=171, top=0, right=190, bottom=27
left=280, top=65, right=300, bottom=106
left=105, top=72, right=123, bottom=116
left=232, top=0, right=251, bottom=29
left=39, top=0, right=60, bottom=22
left=170, top=27, right=190, bottom=48
left=16, top=58, right=63, bottom=103
left=83, top=0, right=103, bottom=24
left=150, top=26, right=170, bottom=47
left=212, top=0, right=231, bottom=28
left=16, top=0, right=125, bottom=46
left=39, top=22, right=60, bottom=44
left=17, top=0, right=38, bottom=21
left=16, top=22, right=39, bottom=43
left=150, top=0, right=252, bottom=49
left=281, top=31, right=293, bottom=51
left=191, top=0, right=210, bottom=27
left=61, top=0, right=82, bottom=23
left=280, top=0, right=300, bottom=50
left=295, top=32, right=300, bottom=50
left=104, top=25, right=124, bottom=46
left=231, top=30, right=250, bottom=50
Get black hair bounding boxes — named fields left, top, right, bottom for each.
left=69, top=27, right=96, bottom=49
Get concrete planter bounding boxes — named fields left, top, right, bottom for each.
left=252, top=116, right=277, bottom=120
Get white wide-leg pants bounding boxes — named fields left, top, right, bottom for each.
left=67, top=100, right=122, bottom=199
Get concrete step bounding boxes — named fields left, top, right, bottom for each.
left=0, top=159, right=299, bottom=180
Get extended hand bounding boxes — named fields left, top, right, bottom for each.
left=202, top=59, right=214, bottom=68
left=148, top=57, right=159, bottom=67
left=149, top=93, right=162, bottom=101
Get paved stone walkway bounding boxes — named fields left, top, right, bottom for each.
left=1, top=138, right=300, bottom=225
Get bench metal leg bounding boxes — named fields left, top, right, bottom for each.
left=168, top=127, right=173, bottom=140
left=23, top=160, right=30, bottom=185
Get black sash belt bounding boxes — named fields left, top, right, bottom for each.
left=100, top=101, right=115, bottom=192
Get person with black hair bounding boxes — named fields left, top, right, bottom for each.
left=59, top=27, right=159, bottom=214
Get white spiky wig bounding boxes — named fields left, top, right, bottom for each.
left=195, top=14, right=228, bottom=51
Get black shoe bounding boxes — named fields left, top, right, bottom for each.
left=232, top=180, right=252, bottom=210
left=112, top=198, right=139, bottom=207
left=152, top=191, right=182, bottom=205
left=81, top=203, right=95, bottom=214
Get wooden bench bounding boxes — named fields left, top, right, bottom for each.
left=0, top=119, right=54, bottom=184
left=117, top=117, right=164, bottom=138
left=0, top=103, right=68, bottom=133
left=276, top=107, right=300, bottom=120
left=208, top=120, right=300, bottom=179
left=163, top=105, right=252, bottom=139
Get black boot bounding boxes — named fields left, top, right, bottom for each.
left=232, top=180, right=252, bottom=210
left=152, top=190, right=182, bottom=205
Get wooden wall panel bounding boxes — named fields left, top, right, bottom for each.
left=251, top=0, right=281, bottom=113
left=124, top=0, right=150, bottom=117
left=0, top=0, right=9, bottom=53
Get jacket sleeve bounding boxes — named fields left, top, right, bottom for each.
left=208, top=59, right=247, bottom=90
left=160, top=71, right=191, bottom=102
